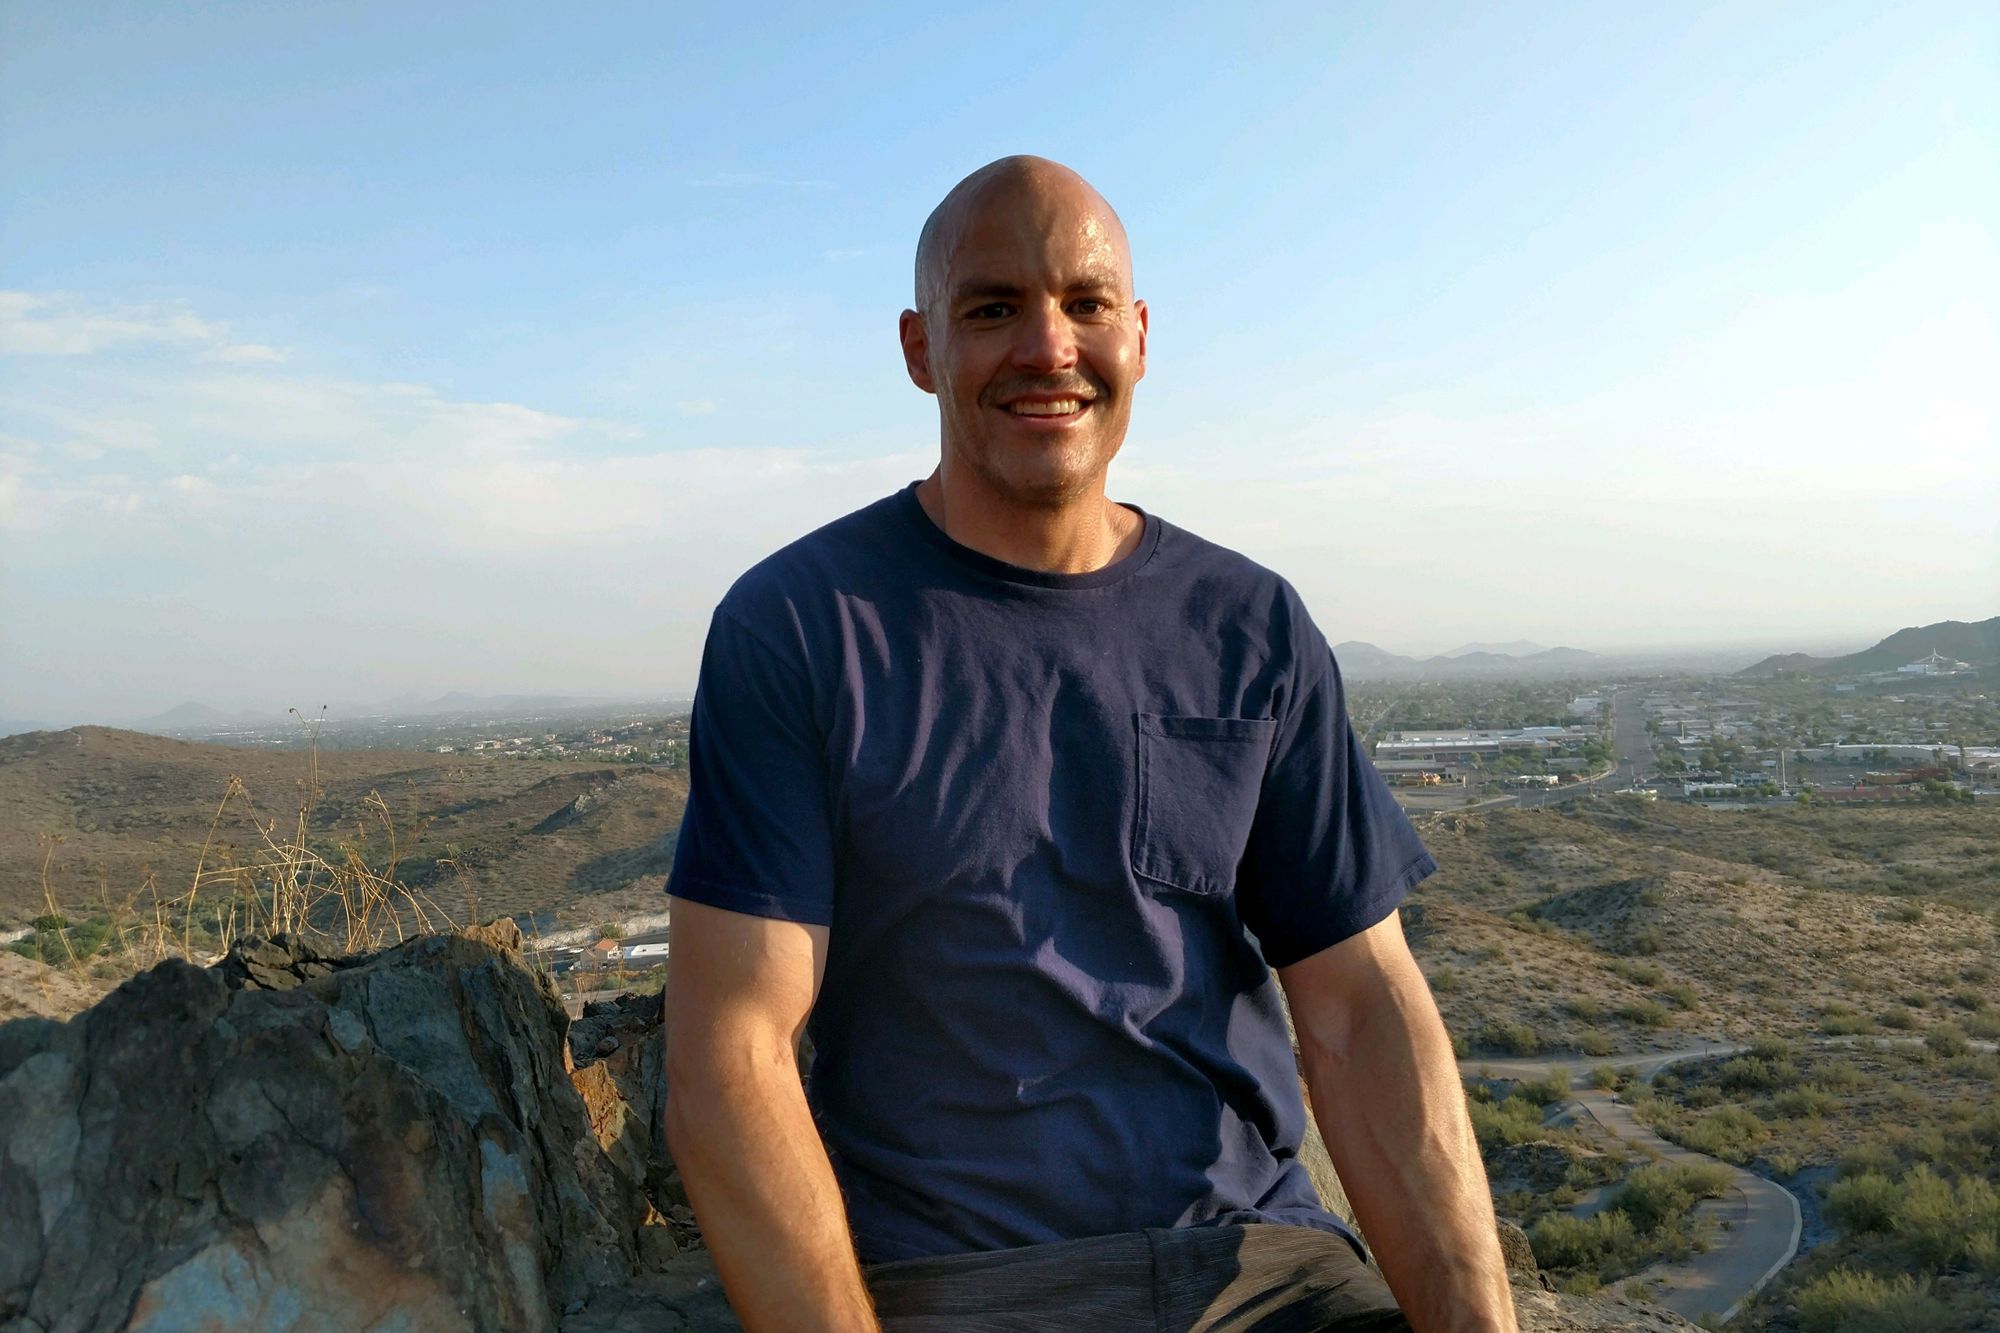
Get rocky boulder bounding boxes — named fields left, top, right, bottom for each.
left=0, top=928, right=639, bottom=1332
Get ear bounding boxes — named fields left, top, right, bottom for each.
left=1133, top=298, right=1149, bottom=383
left=898, top=309, right=936, bottom=394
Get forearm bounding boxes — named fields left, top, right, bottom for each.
left=664, top=1024, right=879, bottom=1333
left=1300, top=971, right=1515, bottom=1332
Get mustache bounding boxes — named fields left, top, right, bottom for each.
left=983, top=375, right=1101, bottom=403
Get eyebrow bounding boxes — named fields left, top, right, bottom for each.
left=948, top=271, right=1127, bottom=307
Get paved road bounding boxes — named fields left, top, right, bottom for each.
left=1511, top=689, right=1654, bottom=809
left=1464, top=1046, right=1801, bottom=1325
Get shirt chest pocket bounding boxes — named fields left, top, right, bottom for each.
left=1131, top=714, right=1278, bottom=896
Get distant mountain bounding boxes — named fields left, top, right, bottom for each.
left=1739, top=616, right=2000, bottom=678
left=1332, top=642, right=1418, bottom=676
left=131, top=702, right=283, bottom=732
left=1442, top=640, right=1548, bottom=658
left=0, top=718, right=51, bottom=741
left=1332, top=642, right=1600, bottom=678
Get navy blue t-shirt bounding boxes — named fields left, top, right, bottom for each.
left=668, top=484, right=1435, bottom=1263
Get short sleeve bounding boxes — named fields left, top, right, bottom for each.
left=1237, top=642, right=1436, bottom=968
left=666, top=607, right=837, bottom=926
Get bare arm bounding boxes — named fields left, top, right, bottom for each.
left=1278, top=910, right=1517, bottom=1333
left=662, top=897, right=879, bottom=1332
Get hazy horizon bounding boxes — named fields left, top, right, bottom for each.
left=4, top=619, right=1976, bottom=732
left=4, top=3, right=1994, bottom=723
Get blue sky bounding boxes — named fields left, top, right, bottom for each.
left=2, top=1, right=1994, bottom=721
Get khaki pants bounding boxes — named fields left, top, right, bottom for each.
left=865, top=1222, right=1411, bottom=1332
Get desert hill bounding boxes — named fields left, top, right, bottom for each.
left=0, top=726, right=687, bottom=932
left=1407, top=798, right=1999, bottom=1056
left=1739, top=614, right=2000, bottom=677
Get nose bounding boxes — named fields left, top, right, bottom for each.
left=1008, top=298, right=1078, bottom=374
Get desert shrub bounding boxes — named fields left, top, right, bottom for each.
left=1877, top=1005, right=1918, bottom=1030
left=1661, top=982, right=1699, bottom=1009
left=1466, top=1095, right=1547, bottom=1150
left=1821, top=1010, right=1877, bottom=1036
left=1923, top=1024, right=1970, bottom=1059
left=1429, top=964, right=1460, bottom=992
left=1514, top=1071, right=1571, bottom=1107
left=1793, top=1268, right=1949, bottom=1333
left=1619, top=1000, right=1670, bottom=1029
left=1839, top=1143, right=1901, bottom=1179
left=1948, top=985, right=1985, bottom=1011
left=1674, top=1105, right=1766, bottom=1163
left=1627, top=927, right=1663, bottom=956
left=1825, top=1170, right=1899, bottom=1233
left=1612, top=1162, right=1733, bottom=1233
left=1477, top=1020, right=1542, bottom=1056
left=1588, top=1064, right=1620, bottom=1090
left=1748, top=1036, right=1797, bottom=1061
left=1963, top=961, right=1995, bottom=984
left=1887, top=901, right=1925, bottom=923
left=1772, top=1085, right=1841, bottom=1119
left=1577, top=1028, right=1613, bottom=1057
left=1563, top=995, right=1601, bottom=1022
left=1889, top=1166, right=2000, bottom=1269
left=1528, top=1210, right=1638, bottom=1273
left=1720, top=1055, right=1798, bottom=1092
left=1964, top=1007, right=2000, bottom=1041
left=1609, top=960, right=1662, bottom=986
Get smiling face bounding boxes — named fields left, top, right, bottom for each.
left=900, top=159, right=1148, bottom=511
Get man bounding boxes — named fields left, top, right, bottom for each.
left=662, top=156, right=1516, bottom=1332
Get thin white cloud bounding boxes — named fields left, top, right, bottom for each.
left=0, top=291, right=284, bottom=365
left=675, top=399, right=717, bottom=416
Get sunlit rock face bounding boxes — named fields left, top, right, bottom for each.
left=0, top=928, right=637, bottom=1332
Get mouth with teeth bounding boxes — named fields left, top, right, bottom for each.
left=998, top=394, right=1095, bottom=425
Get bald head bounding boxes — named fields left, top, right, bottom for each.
left=913, top=156, right=1132, bottom=318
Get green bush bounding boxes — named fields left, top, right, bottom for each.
left=1588, top=1064, right=1620, bottom=1090
left=1611, top=1162, right=1733, bottom=1234
left=1429, top=964, right=1460, bottom=992
left=1477, top=1020, right=1542, bottom=1056
left=1661, top=982, right=1700, bottom=1009
left=1815, top=1058, right=1870, bottom=1091
left=1964, top=1007, right=2000, bottom=1041
left=1825, top=1170, right=1899, bottom=1234
left=1772, top=1085, right=1841, bottom=1119
left=1821, top=1010, right=1878, bottom=1036
left=1719, top=1054, right=1798, bottom=1092
left=1610, top=960, right=1662, bottom=986
left=1889, top=1165, right=2000, bottom=1270
left=1949, top=985, right=1985, bottom=1011
left=1528, top=1210, right=1638, bottom=1273
left=1877, top=1005, right=1918, bottom=1030
left=1620, top=1000, right=1670, bottom=1029
left=1514, top=1071, right=1571, bottom=1107
left=1924, top=1024, right=1970, bottom=1059
left=1564, top=996, right=1602, bottom=1022
left=1674, top=1105, right=1766, bottom=1163
left=1794, top=1268, right=1949, bottom=1333
left=1577, top=1028, right=1614, bottom=1057
left=1628, top=927, right=1663, bottom=956
left=1466, top=1096, right=1547, bottom=1150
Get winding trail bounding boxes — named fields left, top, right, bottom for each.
left=1461, top=1045, right=1803, bottom=1325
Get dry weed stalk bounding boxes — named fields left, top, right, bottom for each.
left=23, top=713, right=461, bottom=980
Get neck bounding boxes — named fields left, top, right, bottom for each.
left=915, top=463, right=1141, bottom=575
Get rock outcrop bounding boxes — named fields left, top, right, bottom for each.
left=0, top=927, right=637, bottom=1332
left=1, top=930, right=1699, bottom=1332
